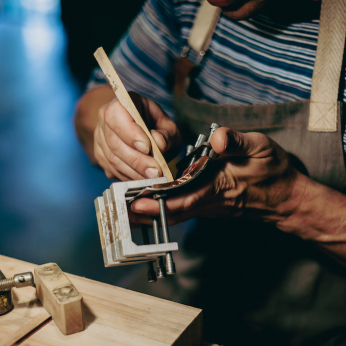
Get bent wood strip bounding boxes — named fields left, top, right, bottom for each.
left=94, top=47, right=174, bottom=182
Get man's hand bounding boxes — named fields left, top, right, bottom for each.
left=130, top=127, right=346, bottom=264
left=78, top=89, right=181, bottom=181
left=130, top=127, right=304, bottom=224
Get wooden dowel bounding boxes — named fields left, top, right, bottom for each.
left=94, top=47, right=174, bottom=182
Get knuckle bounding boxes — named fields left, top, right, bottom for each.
left=253, top=132, right=269, bottom=146
left=129, top=154, right=143, bottom=171
left=175, top=197, right=194, bottom=213
left=108, top=152, right=120, bottom=166
left=106, top=133, right=120, bottom=151
left=103, top=106, right=114, bottom=125
left=132, top=172, right=144, bottom=181
left=105, top=170, right=114, bottom=179
left=97, top=105, right=107, bottom=122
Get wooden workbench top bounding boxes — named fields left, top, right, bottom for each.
left=0, top=255, right=202, bottom=345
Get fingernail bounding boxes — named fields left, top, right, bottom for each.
left=145, top=168, right=159, bottom=178
left=134, top=141, right=149, bottom=154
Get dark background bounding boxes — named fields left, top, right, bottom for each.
left=0, top=0, right=155, bottom=284
left=60, top=0, right=145, bottom=88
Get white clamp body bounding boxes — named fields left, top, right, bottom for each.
left=95, top=177, right=178, bottom=267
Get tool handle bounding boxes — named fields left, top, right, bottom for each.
left=94, top=47, right=174, bottom=182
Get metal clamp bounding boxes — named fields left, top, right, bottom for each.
left=94, top=123, right=220, bottom=282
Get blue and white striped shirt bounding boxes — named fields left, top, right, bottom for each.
left=89, top=0, right=346, bottom=151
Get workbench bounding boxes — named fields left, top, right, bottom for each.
left=0, top=255, right=202, bottom=345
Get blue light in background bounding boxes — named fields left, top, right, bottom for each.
left=0, top=0, right=116, bottom=281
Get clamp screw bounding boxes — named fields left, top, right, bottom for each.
left=0, top=272, right=35, bottom=291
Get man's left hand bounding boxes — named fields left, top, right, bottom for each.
left=129, top=127, right=305, bottom=226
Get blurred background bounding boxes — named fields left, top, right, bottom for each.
left=0, top=0, right=151, bottom=284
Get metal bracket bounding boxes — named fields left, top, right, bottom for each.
left=95, top=177, right=178, bottom=267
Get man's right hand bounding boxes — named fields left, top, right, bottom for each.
left=76, top=88, right=181, bottom=181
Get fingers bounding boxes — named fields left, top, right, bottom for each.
left=104, top=99, right=151, bottom=154
left=129, top=202, right=199, bottom=226
left=130, top=184, right=212, bottom=225
left=94, top=98, right=163, bottom=180
left=130, top=93, right=179, bottom=155
left=145, top=98, right=182, bottom=159
left=94, top=125, right=145, bottom=180
left=211, top=127, right=272, bottom=158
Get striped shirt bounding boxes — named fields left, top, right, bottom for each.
left=89, top=0, right=346, bottom=152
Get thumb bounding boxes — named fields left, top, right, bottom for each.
left=210, top=127, right=270, bottom=157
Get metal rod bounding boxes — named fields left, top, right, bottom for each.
left=152, top=217, right=161, bottom=244
left=152, top=217, right=166, bottom=279
left=157, top=198, right=176, bottom=275
left=201, top=123, right=220, bottom=157
left=141, top=224, right=157, bottom=283
left=158, top=199, right=170, bottom=243
left=188, top=134, right=208, bottom=167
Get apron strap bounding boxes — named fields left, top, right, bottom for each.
left=175, top=0, right=221, bottom=97
left=188, top=0, right=221, bottom=54
left=309, top=0, right=346, bottom=132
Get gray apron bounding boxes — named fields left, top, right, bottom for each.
left=172, top=87, right=346, bottom=346
left=120, top=1, right=346, bottom=345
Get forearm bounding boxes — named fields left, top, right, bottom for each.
left=278, top=173, right=346, bottom=264
left=74, top=86, right=115, bottom=162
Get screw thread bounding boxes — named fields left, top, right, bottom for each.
left=0, top=277, right=15, bottom=291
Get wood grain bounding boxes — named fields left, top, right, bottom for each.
left=0, top=255, right=202, bottom=345
left=94, top=47, right=174, bottom=182
left=0, top=312, right=51, bottom=346
left=34, top=263, right=84, bottom=335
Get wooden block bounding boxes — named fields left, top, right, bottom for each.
left=34, top=263, right=84, bottom=335
left=94, top=47, right=174, bottom=182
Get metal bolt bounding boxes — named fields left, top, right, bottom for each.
left=208, top=123, right=221, bottom=141
left=141, top=224, right=157, bottom=283
left=201, top=123, right=220, bottom=157
left=155, top=195, right=176, bottom=275
left=195, top=134, right=208, bottom=148
left=0, top=272, right=34, bottom=291
left=146, top=262, right=157, bottom=283
left=186, top=144, right=194, bottom=156
left=153, top=217, right=166, bottom=279
left=188, top=134, right=208, bottom=167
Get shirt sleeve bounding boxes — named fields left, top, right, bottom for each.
left=87, top=0, right=181, bottom=119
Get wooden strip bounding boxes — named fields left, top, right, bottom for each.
left=94, top=47, right=174, bottom=182
left=0, top=311, right=51, bottom=346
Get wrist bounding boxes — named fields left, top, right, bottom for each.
left=275, top=171, right=309, bottom=233
left=277, top=173, right=346, bottom=243
left=74, top=86, right=115, bottom=162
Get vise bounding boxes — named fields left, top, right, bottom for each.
left=95, top=123, right=220, bottom=282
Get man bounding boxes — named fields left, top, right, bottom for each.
left=75, top=0, right=346, bottom=344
